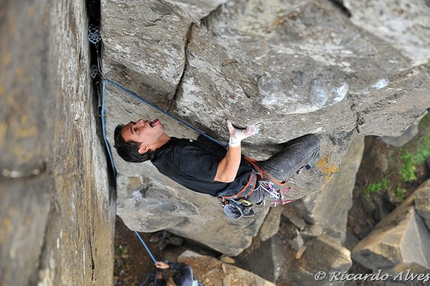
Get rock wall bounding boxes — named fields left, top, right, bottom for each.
left=102, top=0, right=430, bottom=256
left=0, top=0, right=115, bottom=285
left=352, top=180, right=430, bottom=276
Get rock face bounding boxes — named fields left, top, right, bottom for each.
left=2, top=0, right=429, bottom=285
left=289, top=235, right=352, bottom=286
left=290, top=133, right=365, bottom=242
left=352, top=181, right=430, bottom=274
left=1, top=0, right=115, bottom=285
left=177, top=250, right=277, bottom=286
left=102, top=0, right=430, bottom=255
left=415, top=180, right=430, bottom=230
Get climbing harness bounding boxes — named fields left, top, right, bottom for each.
left=257, top=181, right=294, bottom=206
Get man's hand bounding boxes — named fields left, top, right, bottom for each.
left=227, top=120, right=259, bottom=147
left=155, top=261, right=169, bottom=269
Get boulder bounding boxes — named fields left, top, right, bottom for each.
left=1, top=1, right=115, bottom=285
left=287, top=134, right=365, bottom=242
left=232, top=233, right=285, bottom=282
left=115, top=174, right=269, bottom=256
left=258, top=207, right=284, bottom=242
left=177, top=250, right=276, bottom=286
left=381, top=113, right=427, bottom=147
left=288, top=235, right=352, bottom=286
left=102, top=0, right=430, bottom=256
left=106, top=80, right=339, bottom=255
left=352, top=189, right=430, bottom=273
left=414, top=180, right=430, bottom=231
left=344, top=0, right=430, bottom=64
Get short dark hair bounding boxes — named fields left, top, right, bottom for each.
left=113, top=124, right=153, bottom=163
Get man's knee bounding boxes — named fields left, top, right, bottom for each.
left=300, top=134, right=321, bottom=151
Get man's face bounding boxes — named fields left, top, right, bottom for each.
left=121, top=118, right=165, bottom=153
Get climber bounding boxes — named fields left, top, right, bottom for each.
left=113, top=118, right=321, bottom=219
left=153, top=261, right=200, bottom=286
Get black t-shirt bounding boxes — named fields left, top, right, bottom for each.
left=151, top=137, right=253, bottom=197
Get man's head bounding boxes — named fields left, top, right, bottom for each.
left=114, top=118, right=168, bottom=163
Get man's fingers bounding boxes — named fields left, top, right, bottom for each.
left=243, top=124, right=259, bottom=136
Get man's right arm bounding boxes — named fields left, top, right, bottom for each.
left=214, top=144, right=242, bottom=183
left=214, top=120, right=258, bottom=183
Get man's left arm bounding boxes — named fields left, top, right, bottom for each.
left=214, top=120, right=258, bottom=183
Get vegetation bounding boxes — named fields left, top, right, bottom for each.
left=364, top=130, right=430, bottom=202
left=115, top=245, right=130, bottom=270
left=364, top=179, right=389, bottom=202
left=398, top=134, right=430, bottom=182
left=393, top=184, right=406, bottom=201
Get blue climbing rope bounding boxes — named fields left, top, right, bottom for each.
left=134, top=231, right=163, bottom=286
left=134, top=230, right=157, bottom=263
left=139, top=273, right=155, bottom=286
left=101, top=79, right=117, bottom=177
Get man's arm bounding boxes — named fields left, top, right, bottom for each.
left=214, top=144, right=242, bottom=183
left=214, top=120, right=258, bottom=183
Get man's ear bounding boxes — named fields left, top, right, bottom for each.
left=138, top=144, right=149, bottom=154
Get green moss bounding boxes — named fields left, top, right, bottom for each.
left=392, top=184, right=406, bottom=201
left=398, top=134, right=430, bottom=182
left=364, top=179, right=389, bottom=202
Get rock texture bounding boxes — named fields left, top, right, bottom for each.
left=102, top=0, right=430, bottom=256
left=290, top=133, right=365, bottom=242
left=288, top=234, right=352, bottom=286
left=352, top=181, right=430, bottom=274
left=177, top=250, right=277, bottom=286
left=415, top=180, right=430, bottom=231
left=0, top=1, right=115, bottom=285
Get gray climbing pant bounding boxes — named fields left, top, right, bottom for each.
left=247, top=134, right=321, bottom=204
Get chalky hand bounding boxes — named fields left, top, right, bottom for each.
left=227, top=120, right=259, bottom=147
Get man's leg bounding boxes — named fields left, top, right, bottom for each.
left=255, top=134, right=321, bottom=183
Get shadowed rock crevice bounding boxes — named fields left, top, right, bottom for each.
left=327, top=0, right=352, bottom=18
left=170, top=22, right=194, bottom=103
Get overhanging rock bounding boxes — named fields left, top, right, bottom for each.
left=102, top=0, right=430, bottom=257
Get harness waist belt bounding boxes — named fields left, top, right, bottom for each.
left=219, top=170, right=258, bottom=201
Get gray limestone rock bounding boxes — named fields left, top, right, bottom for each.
left=344, top=0, right=430, bottom=64
left=381, top=113, right=427, bottom=147
left=178, top=250, right=277, bottom=286
left=102, top=0, right=430, bottom=256
left=259, top=207, right=284, bottom=242
left=4, top=0, right=430, bottom=285
left=1, top=1, right=115, bottom=285
left=234, top=234, right=286, bottom=282
left=115, top=172, right=270, bottom=256
left=287, top=133, right=364, bottom=242
left=352, top=189, right=430, bottom=272
left=288, top=235, right=352, bottom=286
left=414, top=180, right=430, bottom=231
